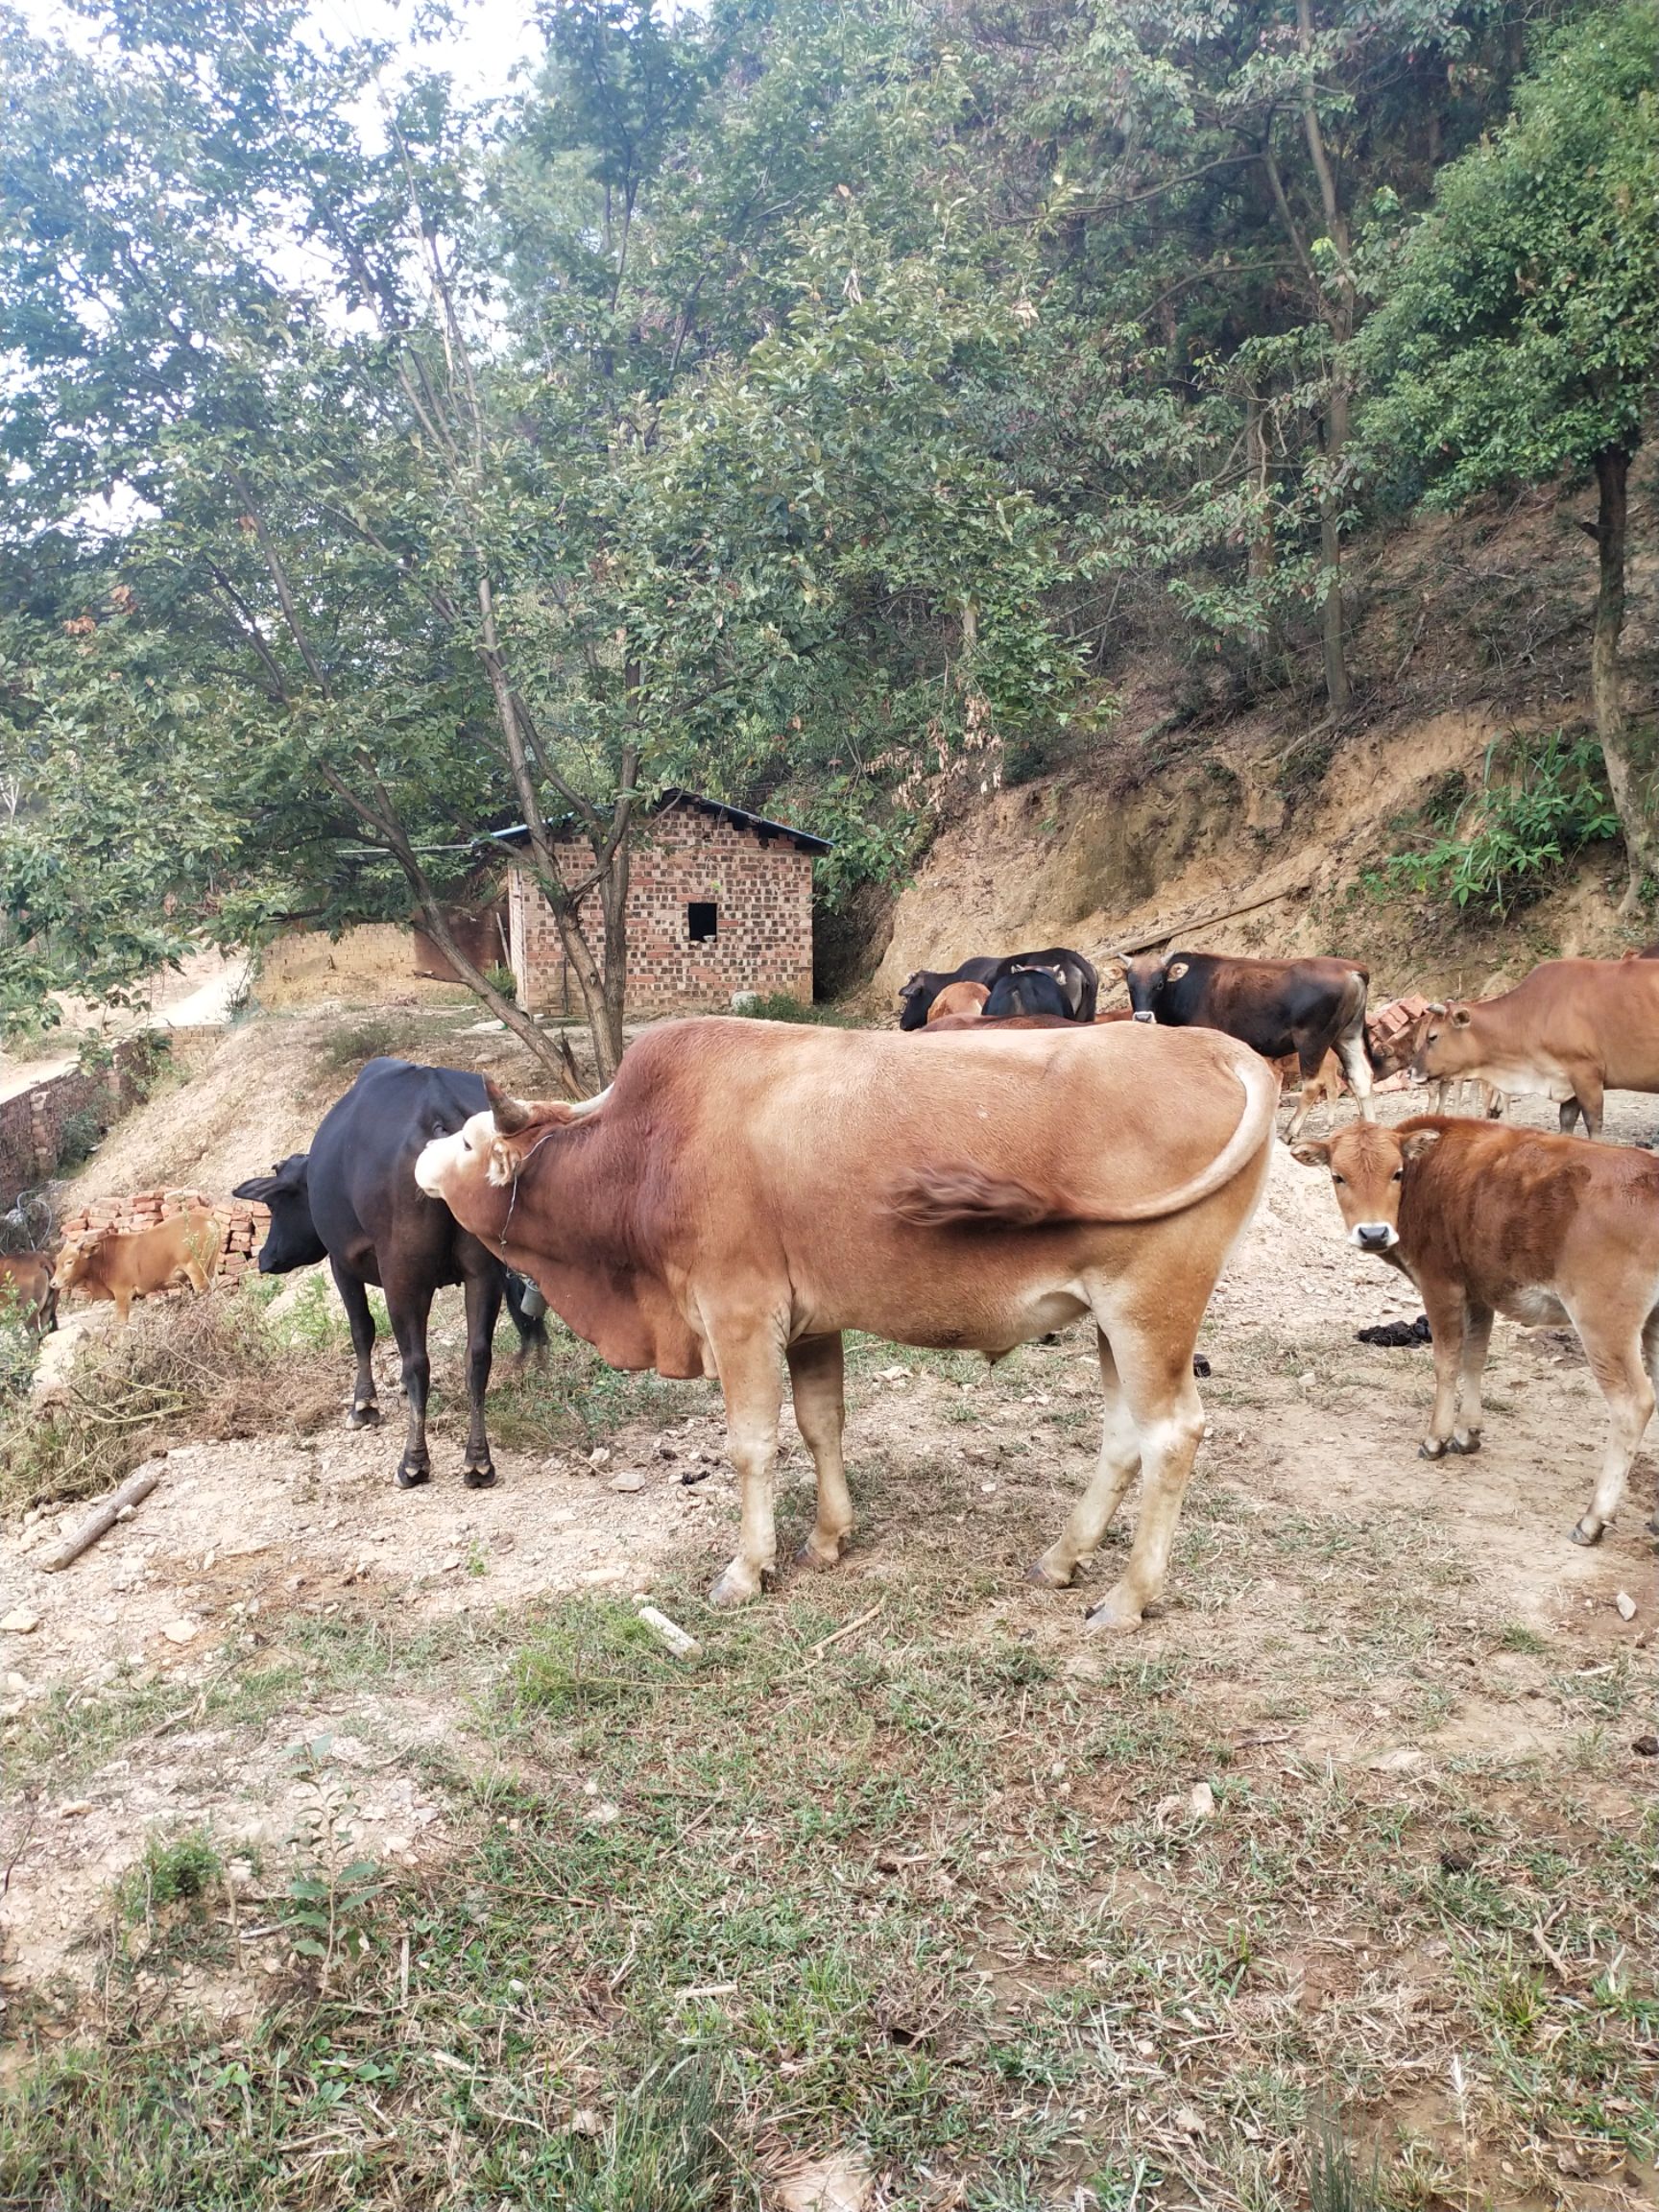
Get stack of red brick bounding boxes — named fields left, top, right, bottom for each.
left=57, top=1188, right=269, bottom=1282
left=1366, top=994, right=1431, bottom=1090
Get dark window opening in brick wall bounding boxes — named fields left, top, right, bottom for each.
left=687, top=901, right=717, bottom=944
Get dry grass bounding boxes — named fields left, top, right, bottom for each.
left=0, top=1290, right=343, bottom=1515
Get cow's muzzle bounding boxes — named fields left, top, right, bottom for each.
left=1131, top=1009, right=1155, bottom=1023
left=1351, top=1222, right=1399, bottom=1253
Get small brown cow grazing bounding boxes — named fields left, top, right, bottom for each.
left=925, top=980, right=990, bottom=1023
left=54, top=1209, right=218, bottom=1325
left=0, top=1253, right=57, bottom=1334
left=1293, top=1117, right=1659, bottom=1548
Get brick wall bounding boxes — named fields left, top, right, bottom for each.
left=0, top=1037, right=164, bottom=1209
left=57, top=1189, right=269, bottom=1285
left=508, top=811, right=815, bottom=1016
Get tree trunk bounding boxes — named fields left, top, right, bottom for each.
left=404, top=894, right=583, bottom=1094
left=1245, top=388, right=1274, bottom=595
left=1591, top=445, right=1650, bottom=915
left=1317, top=379, right=1351, bottom=712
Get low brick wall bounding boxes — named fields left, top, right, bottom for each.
left=57, top=1189, right=269, bottom=1285
left=0, top=1037, right=173, bottom=1206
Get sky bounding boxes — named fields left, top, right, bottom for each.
left=13, top=0, right=547, bottom=106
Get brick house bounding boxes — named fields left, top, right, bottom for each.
left=498, top=789, right=830, bottom=1018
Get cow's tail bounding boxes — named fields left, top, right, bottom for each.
left=1336, top=968, right=1380, bottom=1070
left=889, top=1049, right=1277, bottom=1229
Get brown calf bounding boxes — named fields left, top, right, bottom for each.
left=925, top=980, right=990, bottom=1023
left=54, top=1208, right=218, bottom=1325
left=1293, top=1117, right=1659, bottom=1547
left=0, top=1253, right=58, bottom=1334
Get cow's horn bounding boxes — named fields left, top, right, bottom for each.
left=485, top=1075, right=534, bottom=1135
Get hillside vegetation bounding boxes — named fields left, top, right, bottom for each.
left=2, top=0, right=1657, bottom=1068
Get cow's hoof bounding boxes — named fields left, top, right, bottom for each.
left=1569, top=1519, right=1603, bottom=1548
left=395, top=1461, right=431, bottom=1490
left=1419, top=1438, right=1447, bottom=1461
left=1445, top=1431, right=1481, bottom=1456
left=1084, top=1584, right=1143, bottom=1632
left=348, top=1405, right=382, bottom=1431
left=463, top=1461, right=498, bottom=1490
left=1026, top=1554, right=1074, bottom=1590
left=709, top=1561, right=765, bottom=1609
left=797, top=1536, right=845, bottom=1571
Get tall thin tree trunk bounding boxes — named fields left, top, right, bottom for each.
left=1590, top=445, right=1649, bottom=915
left=1318, top=380, right=1351, bottom=713
left=1245, top=389, right=1274, bottom=596
left=1294, top=0, right=1354, bottom=716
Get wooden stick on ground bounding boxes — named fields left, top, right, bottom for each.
left=36, top=1462, right=164, bottom=1573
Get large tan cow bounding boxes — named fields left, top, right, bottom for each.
left=1293, top=1117, right=1659, bottom=1547
left=53, top=1209, right=218, bottom=1324
left=415, top=1018, right=1277, bottom=1628
left=1411, top=959, right=1659, bottom=1137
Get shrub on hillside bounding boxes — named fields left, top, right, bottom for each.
left=1371, top=729, right=1619, bottom=917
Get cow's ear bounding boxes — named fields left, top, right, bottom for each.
left=231, top=1174, right=279, bottom=1204
left=1166, top=959, right=1189, bottom=981
left=1401, top=1130, right=1442, bottom=1160
left=485, top=1075, right=533, bottom=1134
left=1450, top=1006, right=1473, bottom=1029
left=1289, top=1140, right=1332, bottom=1168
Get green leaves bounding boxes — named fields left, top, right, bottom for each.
left=1366, top=0, right=1659, bottom=497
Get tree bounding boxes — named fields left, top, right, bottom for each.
left=0, top=0, right=1074, bottom=1070
left=1366, top=0, right=1659, bottom=911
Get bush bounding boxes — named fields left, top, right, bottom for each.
left=728, top=991, right=854, bottom=1025
left=1373, top=729, right=1618, bottom=917
left=0, top=1290, right=341, bottom=1514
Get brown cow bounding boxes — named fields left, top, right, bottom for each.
left=54, top=1208, right=218, bottom=1324
left=1411, top=959, right=1659, bottom=1137
left=925, top=980, right=990, bottom=1023
left=1293, top=1117, right=1659, bottom=1547
left=0, top=1253, right=57, bottom=1334
left=415, top=1018, right=1278, bottom=1627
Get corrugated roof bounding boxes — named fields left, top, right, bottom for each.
left=490, top=786, right=832, bottom=858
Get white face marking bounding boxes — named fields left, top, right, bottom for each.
left=415, top=1122, right=474, bottom=1198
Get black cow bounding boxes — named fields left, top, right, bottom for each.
left=983, top=968, right=1071, bottom=1020
left=234, top=1059, right=547, bottom=1490
left=1117, top=949, right=1376, bottom=1130
left=898, top=948, right=1097, bottom=1029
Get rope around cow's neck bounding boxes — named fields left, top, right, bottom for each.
left=497, top=1126, right=560, bottom=1262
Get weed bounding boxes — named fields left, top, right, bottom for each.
left=729, top=991, right=855, bottom=1025
left=121, top=1829, right=223, bottom=1919
left=538, top=2061, right=742, bottom=2210
left=1307, top=2108, right=1385, bottom=2212
left=281, top=1740, right=387, bottom=1994
left=1373, top=728, right=1618, bottom=916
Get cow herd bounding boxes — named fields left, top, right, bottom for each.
left=29, top=934, right=1659, bottom=1625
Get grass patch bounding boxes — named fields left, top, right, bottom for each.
left=3, top=1575, right=1655, bottom=2207
left=488, top=1323, right=712, bottom=1451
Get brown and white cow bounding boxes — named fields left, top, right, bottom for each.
left=1117, top=949, right=1375, bottom=1137
left=416, top=1018, right=1277, bottom=1628
left=53, top=1208, right=217, bottom=1324
left=1411, top=959, right=1659, bottom=1138
left=925, top=980, right=990, bottom=1023
left=1293, top=1116, right=1659, bottom=1547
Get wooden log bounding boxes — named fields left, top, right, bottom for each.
left=1107, top=878, right=1314, bottom=959
left=36, top=1462, right=165, bottom=1573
